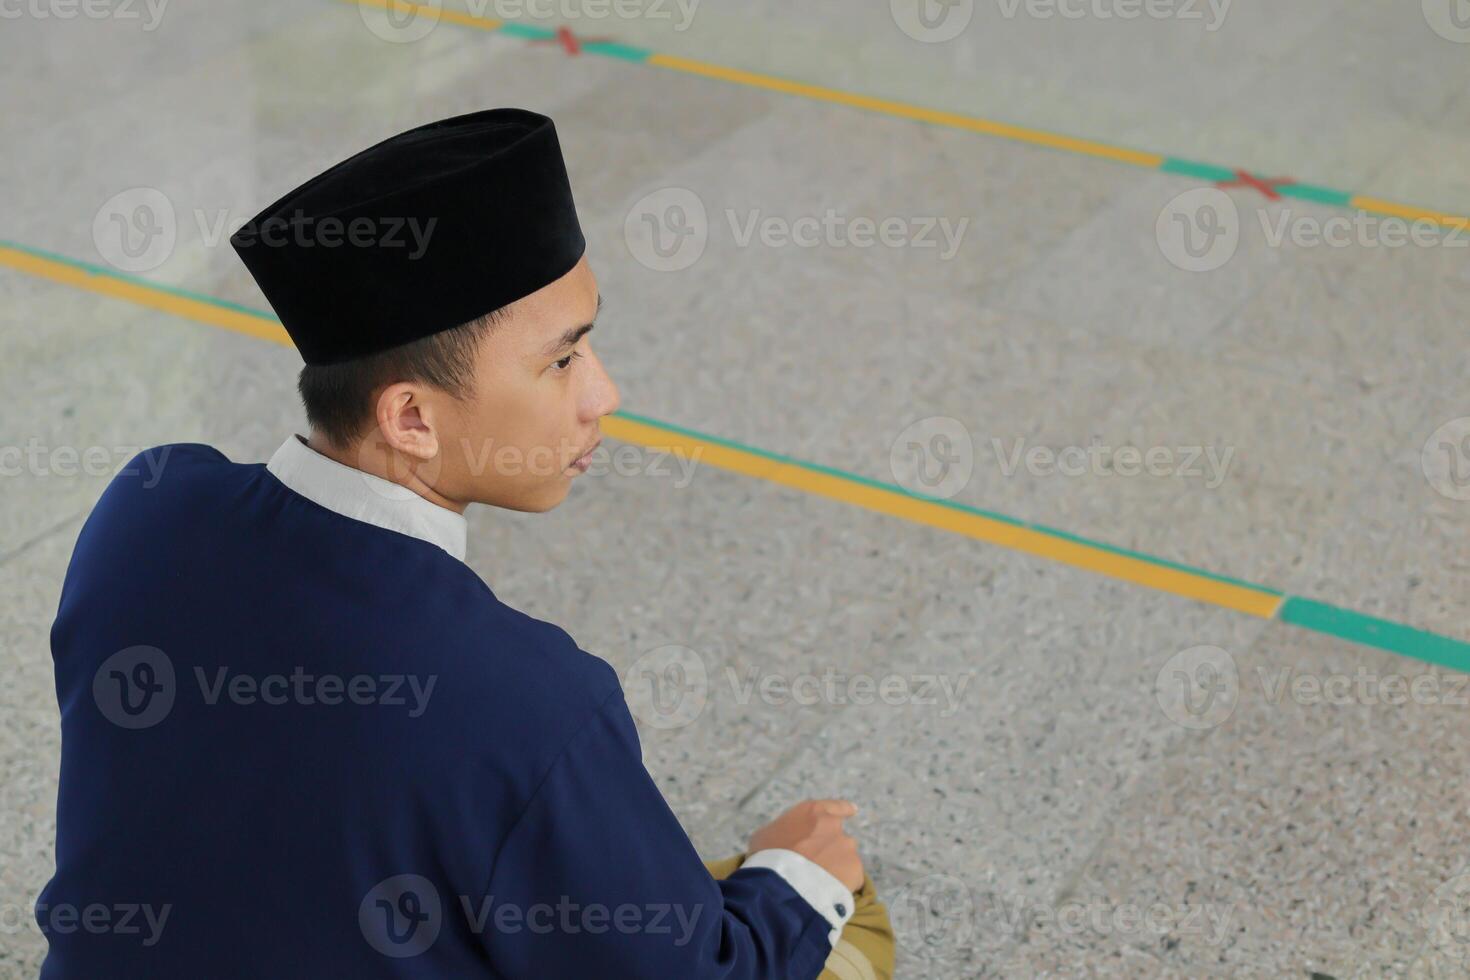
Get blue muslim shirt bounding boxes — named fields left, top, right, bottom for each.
left=37, top=437, right=852, bottom=978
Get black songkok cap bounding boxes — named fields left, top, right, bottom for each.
left=230, top=107, right=585, bottom=366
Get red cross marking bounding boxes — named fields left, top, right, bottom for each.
left=528, top=26, right=612, bottom=55
left=1216, top=169, right=1297, bottom=200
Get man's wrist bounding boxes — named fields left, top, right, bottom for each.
left=740, top=848, right=855, bottom=948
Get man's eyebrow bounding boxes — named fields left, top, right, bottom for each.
left=542, top=293, right=603, bottom=357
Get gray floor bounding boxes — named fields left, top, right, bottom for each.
left=4, top=3, right=1470, bottom=977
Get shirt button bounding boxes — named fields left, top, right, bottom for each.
left=834, top=903, right=847, bottom=918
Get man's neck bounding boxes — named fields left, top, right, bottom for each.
left=305, top=430, right=468, bottom=516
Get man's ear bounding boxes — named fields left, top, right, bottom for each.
left=374, top=382, right=440, bottom=462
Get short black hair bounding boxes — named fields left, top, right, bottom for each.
left=297, top=305, right=513, bottom=451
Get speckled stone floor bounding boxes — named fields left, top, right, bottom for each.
left=4, top=4, right=1469, bottom=978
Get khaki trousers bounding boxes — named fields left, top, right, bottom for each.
left=703, top=853, right=896, bottom=980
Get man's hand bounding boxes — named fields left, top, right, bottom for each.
left=747, top=799, right=864, bottom=892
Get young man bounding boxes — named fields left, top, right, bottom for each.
left=38, top=107, right=895, bottom=978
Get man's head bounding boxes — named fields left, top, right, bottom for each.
left=228, top=107, right=611, bottom=511
left=300, top=252, right=619, bottom=514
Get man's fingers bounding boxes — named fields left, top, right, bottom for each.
left=809, top=798, right=858, bottom=817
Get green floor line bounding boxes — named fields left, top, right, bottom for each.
left=347, top=0, right=1468, bottom=229
left=1279, top=598, right=1470, bottom=674
left=6, top=240, right=1470, bottom=669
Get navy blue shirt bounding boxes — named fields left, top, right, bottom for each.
left=38, top=443, right=835, bottom=978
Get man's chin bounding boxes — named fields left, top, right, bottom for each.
left=478, top=481, right=573, bottom=514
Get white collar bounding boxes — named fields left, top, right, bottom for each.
left=265, top=434, right=468, bottom=562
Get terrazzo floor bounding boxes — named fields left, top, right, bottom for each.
left=3, top=3, right=1469, bottom=977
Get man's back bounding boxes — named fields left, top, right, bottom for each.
left=39, top=443, right=623, bottom=977
left=39, top=442, right=840, bottom=979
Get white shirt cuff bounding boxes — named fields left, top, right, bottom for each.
left=740, top=848, right=854, bottom=948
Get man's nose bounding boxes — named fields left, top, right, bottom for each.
left=587, top=350, right=621, bottom=418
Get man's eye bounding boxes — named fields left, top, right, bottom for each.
left=554, top=350, right=584, bottom=372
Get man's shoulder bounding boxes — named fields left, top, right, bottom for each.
left=437, top=592, right=623, bottom=725
left=67, top=442, right=238, bottom=549
left=96, top=442, right=238, bottom=503
left=122, top=441, right=232, bottom=474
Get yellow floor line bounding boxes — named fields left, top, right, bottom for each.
left=646, top=54, right=1166, bottom=170
left=0, top=245, right=290, bottom=347
left=2, top=244, right=1280, bottom=620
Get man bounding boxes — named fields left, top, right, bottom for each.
left=38, top=107, right=895, bottom=978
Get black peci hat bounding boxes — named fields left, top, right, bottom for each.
left=230, top=107, right=586, bottom=366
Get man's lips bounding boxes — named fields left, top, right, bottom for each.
left=569, top=437, right=602, bottom=470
